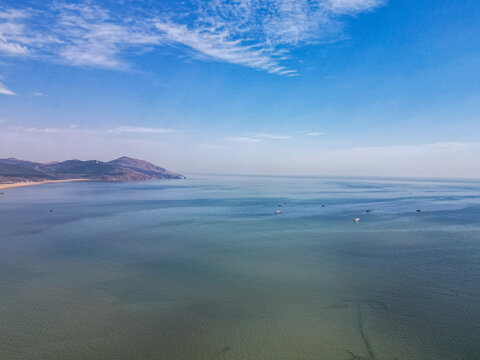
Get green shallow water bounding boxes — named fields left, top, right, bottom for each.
left=0, top=176, right=479, bottom=359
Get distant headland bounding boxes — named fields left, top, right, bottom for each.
left=0, top=156, right=185, bottom=189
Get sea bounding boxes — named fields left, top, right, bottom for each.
left=0, top=175, right=479, bottom=360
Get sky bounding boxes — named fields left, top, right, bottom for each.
left=0, top=0, right=479, bottom=178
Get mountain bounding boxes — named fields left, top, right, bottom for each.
left=0, top=157, right=184, bottom=183
left=0, top=162, right=55, bottom=183
left=107, top=156, right=181, bottom=179
left=0, top=158, right=43, bottom=170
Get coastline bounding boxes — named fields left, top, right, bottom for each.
left=0, top=179, right=88, bottom=190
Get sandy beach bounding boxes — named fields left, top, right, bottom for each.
left=0, top=179, right=88, bottom=190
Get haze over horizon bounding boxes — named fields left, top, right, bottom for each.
left=1, top=0, right=479, bottom=178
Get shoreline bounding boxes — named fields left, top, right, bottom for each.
left=0, top=179, right=88, bottom=190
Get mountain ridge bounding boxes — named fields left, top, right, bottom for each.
left=0, top=156, right=184, bottom=183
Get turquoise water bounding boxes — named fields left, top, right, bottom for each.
left=0, top=176, right=479, bottom=359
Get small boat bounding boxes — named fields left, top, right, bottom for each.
left=416, top=209, right=421, bottom=212
left=353, top=218, right=360, bottom=222
left=366, top=209, right=371, bottom=213
left=275, top=210, right=282, bottom=214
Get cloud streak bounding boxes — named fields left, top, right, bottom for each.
left=0, top=124, right=176, bottom=136
left=327, top=0, right=385, bottom=13
left=0, top=81, right=15, bottom=95
left=108, top=126, right=176, bottom=134
left=155, top=21, right=296, bottom=76
left=18, top=125, right=95, bottom=134
left=227, top=133, right=292, bottom=142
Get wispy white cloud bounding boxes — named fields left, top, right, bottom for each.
left=0, top=9, right=31, bottom=55
left=0, top=4, right=160, bottom=68
left=327, top=0, right=385, bottom=13
left=32, top=92, right=44, bottom=96
left=53, top=4, right=162, bottom=69
left=155, top=21, right=296, bottom=76
left=0, top=81, right=15, bottom=95
left=107, top=126, right=176, bottom=134
left=0, top=8, right=59, bottom=56
left=255, top=133, right=292, bottom=140
left=227, top=133, right=292, bottom=142
left=227, top=136, right=262, bottom=143
left=0, top=38, right=29, bottom=55
left=153, top=0, right=384, bottom=75
left=3, top=124, right=177, bottom=136
left=19, top=125, right=95, bottom=134
left=0, top=1, right=385, bottom=74
left=306, top=131, right=323, bottom=136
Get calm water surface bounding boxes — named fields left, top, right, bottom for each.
left=0, top=176, right=479, bottom=360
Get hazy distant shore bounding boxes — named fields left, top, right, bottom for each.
left=0, top=179, right=88, bottom=190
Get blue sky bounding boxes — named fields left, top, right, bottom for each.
left=0, top=0, right=479, bottom=177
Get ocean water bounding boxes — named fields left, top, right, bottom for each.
left=0, top=175, right=479, bottom=360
